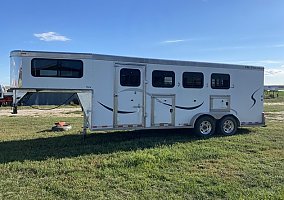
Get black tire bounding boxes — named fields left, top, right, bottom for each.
left=218, top=116, right=237, bottom=136
left=194, top=116, right=216, bottom=137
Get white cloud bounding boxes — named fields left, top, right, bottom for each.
left=159, top=37, right=211, bottom=45
left=160, top=39, right=187, bottom=44
left=260, top=60, right=282, bottom=64
left=34, top=32, right=71, bottom=42
left=234, top=60, right=283, bottom=65
left=265, top=69, right=283, bottom=76
left=264, top=68, right=284, bottom=85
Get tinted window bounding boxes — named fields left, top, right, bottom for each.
left=183, top=72, right=204, bottom=88
left=120, top=68, right=141, bottom=87
left=31, top=58, right=83, bottom=78
left=211, top=73, right=230, bottom=89
left=152, top=70, right=175, bottom=88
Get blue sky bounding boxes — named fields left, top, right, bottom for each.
left=1, top=0, right=284, bottom=85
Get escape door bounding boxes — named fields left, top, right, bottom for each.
left=151, top=95, right=175, bottom=127
left=114, top=65, right=145, bottom=127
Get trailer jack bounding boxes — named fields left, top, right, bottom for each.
left=12, top=104, right=18, bottom=114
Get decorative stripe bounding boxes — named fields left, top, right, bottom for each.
left=98, top=102, right=136, bottom=114
left=157, top=99, right=204, bottom=110
left=250, top=88, right=260, bottom=109
left=119, top=88, right=144, bottom=93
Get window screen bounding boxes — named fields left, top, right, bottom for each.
left=120, top=68, right=141, bottom=87
left=211, top=73, right=230, bottom=89
left=152, top=70, right=175, bottom=88
left=183, top=72, right=204, bottom=88
left=31, top=58, right=83, bottom=78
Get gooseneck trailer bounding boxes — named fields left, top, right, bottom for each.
left=10, top=50, right=265, bottom=137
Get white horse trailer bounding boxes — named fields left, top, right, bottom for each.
left=10, top=50, right=265, bottom=137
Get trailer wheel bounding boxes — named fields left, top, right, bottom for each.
left=194, top=116, right=216, bottom=137
left=218, top=116, right=237, bottom=136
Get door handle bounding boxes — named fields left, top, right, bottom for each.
left=170, top=108, right=173, bottom=113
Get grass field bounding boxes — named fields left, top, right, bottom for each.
left=0, top=95, right=283, bottom=199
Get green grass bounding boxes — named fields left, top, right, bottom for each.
left=0, top=106, right=283, bottom=199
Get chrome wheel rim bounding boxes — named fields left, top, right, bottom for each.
left=223, top=120, right=235, bottom=134
left=199, top=121, right=212, bottom=135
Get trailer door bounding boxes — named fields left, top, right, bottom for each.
left=114, top=64, right=145, bottom=128
left=151, top=95, right=175, bottom=127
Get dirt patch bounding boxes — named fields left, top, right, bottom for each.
left=0, top=107, right=82, bottom=117
left=264, top=102, right=284, bottom=106
left=265, top=111, right=284, bottom=122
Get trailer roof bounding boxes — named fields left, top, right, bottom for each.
left=11, top=50, right=264, bottom=71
